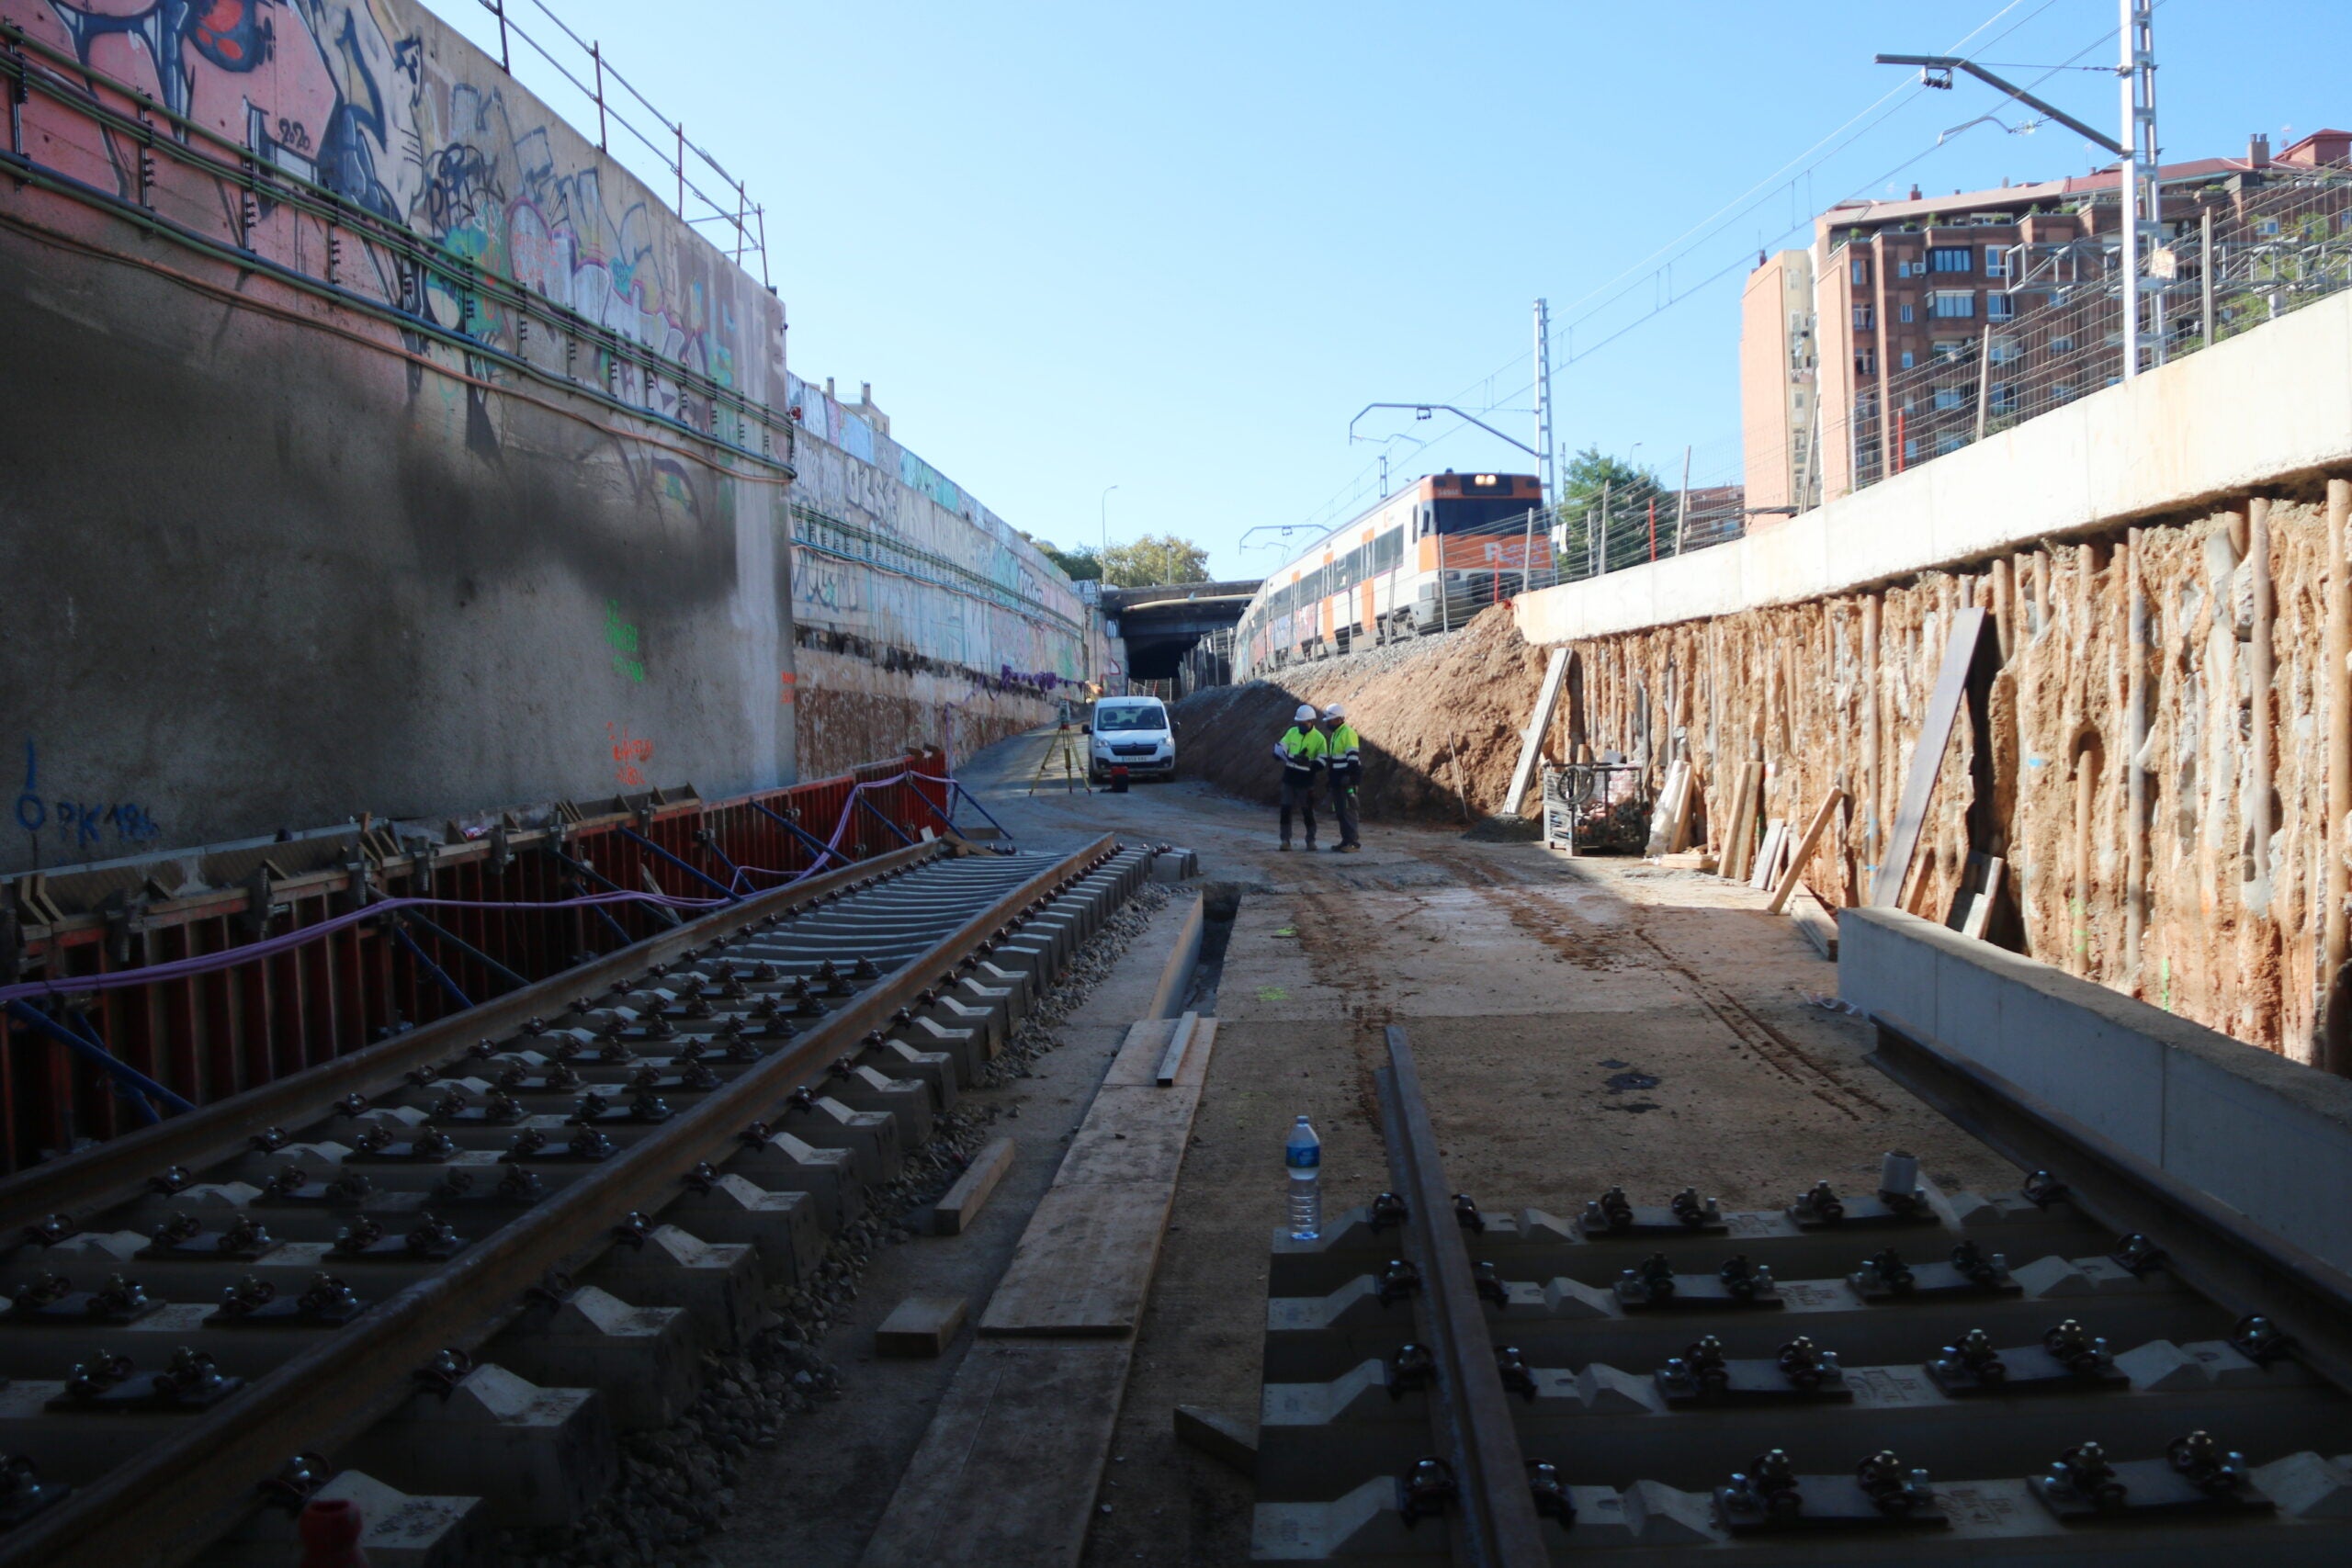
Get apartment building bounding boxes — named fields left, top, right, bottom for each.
left=1739, top=250, right=1818, bottom=518
left=1748, top=130, right=2352, bottom=503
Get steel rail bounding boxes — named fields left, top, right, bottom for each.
left=0, top=832, right=1115, bottom=1568
left=1374, top=1024, right=1548, bottom=1565
left=1870, top=1009, right=2352, bottom=1391
left=0, top=837, right=944, bottom=1245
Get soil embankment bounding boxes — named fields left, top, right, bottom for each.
left=1170, top=606, right=1549, bottom=825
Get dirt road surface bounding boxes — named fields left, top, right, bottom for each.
left=944, top=727, right=2018, bottom=1568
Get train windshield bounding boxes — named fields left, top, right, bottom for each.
left=1434, top=497, right=1542, bottom=533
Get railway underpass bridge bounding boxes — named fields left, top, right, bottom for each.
left=1101, top=580, right=1260, bottom=693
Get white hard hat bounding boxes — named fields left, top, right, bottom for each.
left=1321, top=703, right=1346, bottom=720
left=1294, top=704, right=1318, bottom=723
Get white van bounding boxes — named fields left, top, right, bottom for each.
left=1087, top=697, right=1176, bottom=783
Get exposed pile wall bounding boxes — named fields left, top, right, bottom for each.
left=1557, top=494, right=2343, bottom=1058
left=1505, top=295, right=2352, bottom=1064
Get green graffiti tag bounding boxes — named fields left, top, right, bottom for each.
left=605, top=601, right=645, bottom=682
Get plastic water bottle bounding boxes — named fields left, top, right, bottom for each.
left=1285, top=1115, right=1323, bottom=1240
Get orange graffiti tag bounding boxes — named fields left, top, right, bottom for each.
left=605, top=722, right=655, bottom=788
left=777, top=670, right=797, bottom=705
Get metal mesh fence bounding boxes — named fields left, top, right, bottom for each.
left=1826, top=166, right=2352, bottom=491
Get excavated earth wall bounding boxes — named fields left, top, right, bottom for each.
left=1559, top=482, right=2348, bottom=1064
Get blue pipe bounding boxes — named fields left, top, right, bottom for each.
left=855, top=794, right=918, bottom=847
left=745, top=797, right=843, bottom=870
left=538, top=845, right=645, bottom=942
left=64, top=1010, right=158, bottom=1125
left=393, top=924, right=474, bottom=1012
left=4, top=999, right=195, bottom=1116
left=616, top=826, right=739, bottom=899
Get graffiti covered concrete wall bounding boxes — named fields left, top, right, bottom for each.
left=0, top=0, right=797, bottom=874
left=786, top=375, right=1091, bottom=774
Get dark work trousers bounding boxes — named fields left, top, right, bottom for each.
left=1329, top=772, right=1361, bottom=847
left=1279, top=771, right=1319, bottom=845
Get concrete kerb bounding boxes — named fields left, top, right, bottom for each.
left=1841, top=908, right=2352, bottom=1278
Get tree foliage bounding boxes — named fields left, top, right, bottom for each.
left=1031, top=540, right=1103, bottom=581
left=1560, top=446, right=1665, bottom=519
left=1099, top=534, right=1212, bottom=588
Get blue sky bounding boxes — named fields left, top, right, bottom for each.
left=441, top=2, right=2346, bottom=580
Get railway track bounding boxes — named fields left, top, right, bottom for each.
left=0, top=833, right=1150, bottom=1567
left=1254, top=1024, right=2352, bottom=1564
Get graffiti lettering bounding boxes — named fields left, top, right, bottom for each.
left=13, top=739, right=162, bottom=851
left=605, top=723, right=654, bottom=789
left=604, top=601, right=645, bottom=682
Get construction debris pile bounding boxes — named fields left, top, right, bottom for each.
left=1170, top=607, right=1552, bottom=824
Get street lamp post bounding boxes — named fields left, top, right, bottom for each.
left=1099, top=484, right=1120, bottom=558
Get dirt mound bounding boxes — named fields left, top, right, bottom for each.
left=1170, top=606, right=1551, bottom=826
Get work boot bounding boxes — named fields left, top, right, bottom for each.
left=1340, top=843, right=1362, bottom=853
left=1278, top=840, right=1292, bottom=852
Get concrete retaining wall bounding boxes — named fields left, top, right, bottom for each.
left=1842, top=908, right=2352, bottom=1278
left=1515, top=288, right=2352, bottom=646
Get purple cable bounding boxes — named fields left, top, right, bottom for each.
left=2, top=772, right=964, bottom=1009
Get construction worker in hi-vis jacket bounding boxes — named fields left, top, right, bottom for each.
left=1272, top=703, right=1328, bottom=851
left=1322, top=704, right=1363, bottom=852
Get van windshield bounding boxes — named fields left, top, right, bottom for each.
left=1094, top=704, right=1168, bottom=732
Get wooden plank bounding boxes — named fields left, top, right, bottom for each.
left=1871, top=606, right=1993, bottom=908
left=875, top=1294, right=967, bottom=1357
left=930, top=1137, right=1015, bottom=1236
left=1154, top=1011, right=1199, bottom=1086
left=1722, top=760, right=1763, bottom=882
left=1501, top=647, right=1572, bottom=816
left=1173, top=1404, right=1257, bottom=1478
left=1051, top=1086, right=1201, bottom=1186
left=1668, top=761, right=1700, bottom=852
left=977, top=1179, right=1179, bottom=1337
left=857, top=1342, right=1131, bottom=1568
left=1102, top=1017, right=1216, bottom=1089
left=1792, top=890, right=1840, bottom=960
left=1768, top=787, right=1846, bottom=914
left=1952, top=852, right=2007, bottom=941
left=1749, top=818, right=1788, bottom=891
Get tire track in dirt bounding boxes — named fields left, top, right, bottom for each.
left=1412, top=846, right=1887, bottom=1122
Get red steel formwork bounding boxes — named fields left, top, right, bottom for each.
left=0, top=753, right=962, bottom=1173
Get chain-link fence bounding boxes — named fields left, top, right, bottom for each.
left=1829, top=165, right=2352, bottom=491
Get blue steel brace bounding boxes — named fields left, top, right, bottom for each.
left=537, top=844, right=649, bottom=943
left=745, top=797, right=844, bottom=870
left=902, top=786, right=962, bottom=838
left=400, top=911, right=529, bottom=992
left=616, top=826, right=740, bottom=900
left=4, top=999, right=195, bottom=1117
left=392, top=923, right=473, bottom=1012
left=697, top=834, right=751, bottom=894
left=854, top=794, right=917, bottom=848
left=951, top=783, right=1012, bottom=840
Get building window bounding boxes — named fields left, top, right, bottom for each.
left=1984, top=246, right=2010, bottom=276
left=1990, top=382, right=2018, bottom=412
left=2052, top=381, right=2076, bottom=402
left=1986, top=293, right=2015, bottom=321
left=1855, top=350, right=1876, bottom=375
left=1896, top=258, right=1917, bottom=279
left=1929, top=291, right=1975, bottom=319
left=1989, top=337, right=2018, bottom=365
left=2257, top=218, right=2282, bottom=237
left=1853, top=305, right=1874, bottom=329
left=2051, top=334, right=2075, bottom=354
left=1929, top=246, right=1973, bottom=273
left=1931, top=339, right=1967, bottom=361
left=1904, top=437, right=1920, bottom=463
left=1899, top=350, right=1916, bottom=370
left=1898, top=302, right=1916, bottom=323
left=1850, top=258, right=1871, bottom=286
left=1933, top=386, right=1967, bottom=412
left=1938, top=433, right=1968, bottom=455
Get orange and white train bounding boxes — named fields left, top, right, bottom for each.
left=1234, top=471, right=1548, bottom=675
